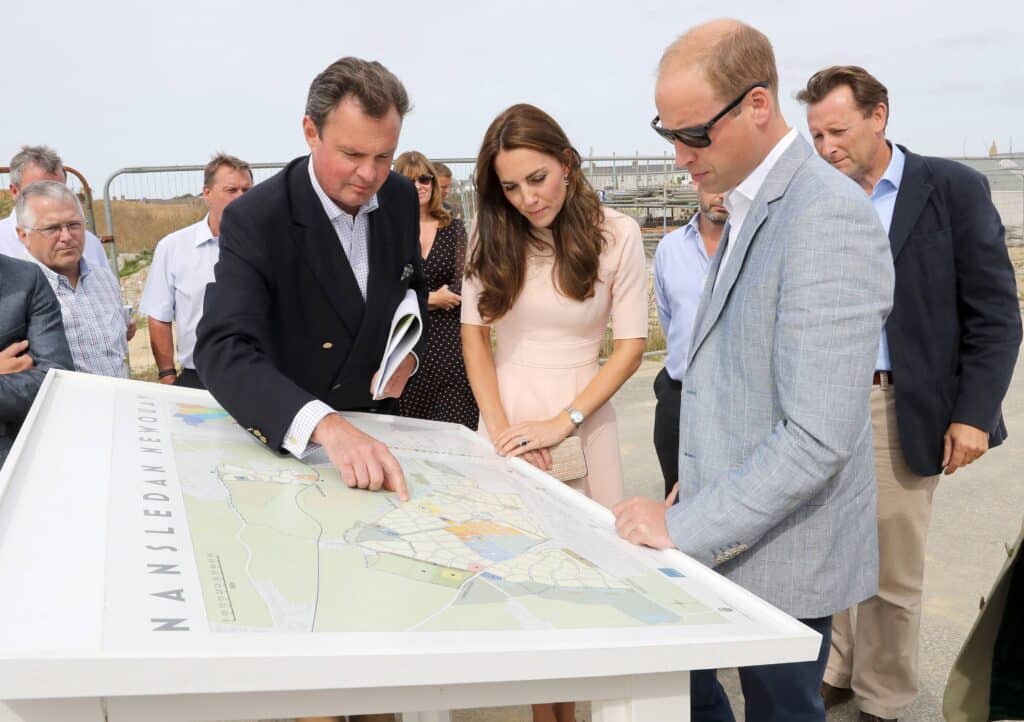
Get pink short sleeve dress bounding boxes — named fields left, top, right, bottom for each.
left=461, top=208, right=648, bottom=509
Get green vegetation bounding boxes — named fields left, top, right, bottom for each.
left=119, top=249, right=153, bottom=278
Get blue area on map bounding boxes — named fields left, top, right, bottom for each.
left=481, top=572, right=503, bottom=581
left=465, top=535, right=539, bottom=562
left=659, top=567, right=684, bottom=578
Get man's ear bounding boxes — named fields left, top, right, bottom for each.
left=302, top=116, right=320, bottom=150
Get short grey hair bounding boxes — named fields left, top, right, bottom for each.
left=305, top=57, right=410, bottom=134
left=14, top=181, right=84, bottom=230
left=9, top=145, right=65, bottom=188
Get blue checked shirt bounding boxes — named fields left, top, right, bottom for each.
left=32, top=256, right=129, bottom=378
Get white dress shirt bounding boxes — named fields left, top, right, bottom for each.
left=32, top=256, right=129, bottom=378
left=717, top=128, right=800, bottom=290
left=282, top=160, right=381, bottom=458
left=139, top=215, right=218, bottom=370
left=0, top=209, right=111, bottom=270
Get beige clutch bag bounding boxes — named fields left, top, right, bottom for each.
left=547, top=435, right=588, bottom=482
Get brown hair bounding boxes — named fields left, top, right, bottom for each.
left=203, top=153, right=252, bottom=189
left=661, top=20, right=779, bottom=104
left=394, top=151, right=451, bottom=228
left=466, top=104, right=605, bottom=323
left=305, top=57, right=410, bottom=133
left=433, top=162, right=453, bottom=179
left=797, top=65, right=890, bottom=125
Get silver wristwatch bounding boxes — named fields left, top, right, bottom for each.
left=565, top=405, right=585, bottom=428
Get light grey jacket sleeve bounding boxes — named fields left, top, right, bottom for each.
left=667, top=191, right=894, bottom=566
left=0, top=264, right=73, bottom=422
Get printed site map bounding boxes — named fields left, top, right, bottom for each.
left=152, top=398, right=731, bottom=633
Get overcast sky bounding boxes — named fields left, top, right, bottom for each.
left=4, top=0, right=1022, bottom=190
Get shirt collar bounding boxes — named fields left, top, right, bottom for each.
left=873, top=142, right=905, bottom=197
left=30, top=254, right=90, bottom=286
left=727, top=127, right=799, bottom=209
left=307, top=156, right=379, bottom=222
left=193, top=214, right=216, bottom=248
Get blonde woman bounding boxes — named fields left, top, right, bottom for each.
left=394, top=151, right=478, bottom=428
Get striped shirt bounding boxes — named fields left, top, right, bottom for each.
left=33, top=256, right=129, bottom=378
left=282, top=160, right=380, bottom=457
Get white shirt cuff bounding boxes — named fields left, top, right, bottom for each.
left=282, top=400, right=335, bottom=458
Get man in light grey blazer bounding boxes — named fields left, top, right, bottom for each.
left=614, top=19, right=894, bottom=722
left=0, top=254, right=74, bottom=468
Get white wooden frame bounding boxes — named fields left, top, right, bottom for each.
left=0, top=372, right=820, bottom=722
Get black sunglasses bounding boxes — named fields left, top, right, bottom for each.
left=414, top=174, right=434, bottom=186
left=651, top=81, right=769, bottom=148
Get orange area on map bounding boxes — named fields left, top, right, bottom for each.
left=445, top=521, right=518, bottom=540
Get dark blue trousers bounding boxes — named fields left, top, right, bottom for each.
left=691, top=615, right=832, bottom=722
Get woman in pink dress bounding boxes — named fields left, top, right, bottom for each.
left=461, top=104, right=648, bottom=722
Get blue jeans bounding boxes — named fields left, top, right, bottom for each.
left=691, top=615, right=832, bottom=722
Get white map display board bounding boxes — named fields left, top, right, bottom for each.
left=0, top=372, right=820, bottom=722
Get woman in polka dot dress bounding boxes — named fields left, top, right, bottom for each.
left=395, top=151, right=478, bottom=429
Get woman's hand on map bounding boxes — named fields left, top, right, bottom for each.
left=312, top=414, right=410, bottom=501
left=494, top=416, right=572, bottom=467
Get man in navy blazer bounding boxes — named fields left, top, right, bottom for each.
left=195, top=57, right=427, bottom=502
left=802, top=66, right=1022, bottom=722
left=0, top=254, right=73, bottom=467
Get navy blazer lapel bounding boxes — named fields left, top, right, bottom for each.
left=366, top=202, right=396, bottom=311
left=289, top=159, right=364, bottom=338
left=687, top=136, right=812, bottom=367
left=888, top=146, right=932, bottom=260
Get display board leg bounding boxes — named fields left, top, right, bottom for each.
left=401, top=712, right=452, bottom=722
left=0, top=698, right=106, bottom=722
left=592, top=671, right=690, bottom=722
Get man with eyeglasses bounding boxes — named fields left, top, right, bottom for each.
left=2, top=144, right=110, bottom=271
left=15, top=181, right=129, bottom=379
left=800, top=66, right=1021, bottom=722
left=613, top=20, right=893, bottom=721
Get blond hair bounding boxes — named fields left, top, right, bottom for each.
left=661, top=20, right=779, bottom=104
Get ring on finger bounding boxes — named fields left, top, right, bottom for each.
left=519, top=436, right=529, bottom=447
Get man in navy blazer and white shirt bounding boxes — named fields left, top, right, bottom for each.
left=802, top=65, right=1022, bottom=722
left=195, top=57, right=428, bottom=509
left=614, top=20, right=894, bottom=722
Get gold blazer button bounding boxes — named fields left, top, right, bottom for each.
left=322, top=342, right=334, bottom=349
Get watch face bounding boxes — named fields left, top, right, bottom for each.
left=570, top=409, right=584, bottom=425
